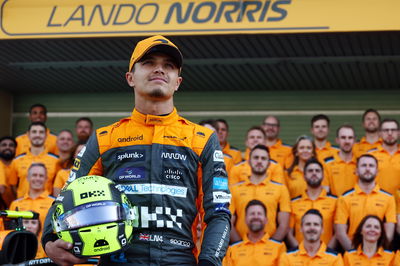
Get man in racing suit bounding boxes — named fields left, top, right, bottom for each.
left=42, top=35, right=231, bottom=266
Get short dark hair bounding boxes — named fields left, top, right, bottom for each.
left=352, top=215, right=386, bottom=250
left=301, top=209, right=323, bottom=225
left=362, top=109, right=381, bottom=122
left=216, top=119, right=229, bottom=130
left=199, top=119, right=219, bottom=131
left=249, top=144, right=270, bottom=158
left=336, top=124, right=355, bottom=138
left=27, top=121, right=47, bottom=132
left=75, top=117, right=93, bottom=127
left=245, top=199, right=267, bottom=217
left=29, top=104, right=47, bottom=114
left=380, top=118, right=399, bottom=130
left=311, top=114, right=330, bottom=127
left=0, top=136, right=17, bottom=147
left=246, top=126, right=265, bottom=139
left=357, top=154, right=378, bottom=167
left=304, top=158, right=323, bottom=172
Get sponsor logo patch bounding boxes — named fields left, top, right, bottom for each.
left=163, top=167, right=184, bottom=180
left=213, top=191, right=231, bottom=203
left=169, top=238, right=191, bottom=248
left=213, top=150, right=224, bottom=162
left=116, top=183, right=187, bottom=198
left=161, top=152, right=187, bottom=161
left=99, top=131, right=108, bottom=136
left=117, top=135, right=143, bottom=142
left=72, top=158, right=81, bottom=170
left=77, top=146, right=86, bottom=157
left=116, top=167, right=145, bottom=181
left=213, top=177, right=228, bottom=190
left=116, top=150, right=145, bottom=162
left=140, top=206, right=183, bottom=229
left=68, top=171, right=76, bottom=182
left=214, top=203, right=231, bottom=214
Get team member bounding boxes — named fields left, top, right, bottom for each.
left=9, top=122, right=60, bottom=198
left=56, top=130, right=75, bottom=169
left=335, top=154, right=396, bottom=251
left=280, top=209, right=344, bottom=265
left=260, top=115, right=291, bottom=167
left=285, top=135, right=329, bottom=198
left=42, top=35, right=231, bottom=266
left=216, top=119, right=242, bottom=165
left=324, top=125, right=358, bottom=197
left=343, top=215, right=394, bottom=265
left=223, top=200, right=286, bottom=266
left=369, top=119, right=400, bottom=195
left=229, top=126, right=284, bottom=185
left=15, top=104, right=58, bottom=156
left=9, top=163, right=54, bottom=234
left=310, top=114, right=339, bottom=161
left=0, top=136, right=16, bottom=206
left=230, top=145, right=290, bottom=243
left=287, top=158, right=337, bottom=247
left=23, top=216, right=46, bottom=258
left=353, top=109, right=382, bottom=158
left=75, top=117, right=93, bottom=144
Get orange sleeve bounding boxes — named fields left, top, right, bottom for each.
left=278, top=252, right=290, bottom=266
left=0, top=163, right=6, bottom=186
left=7, top=160, right=18, bottom=186
left=279, top=185, right=291, bottom=213
left=385, top=195, right=397, bottom=223
left=335, top=197, right=349, bottom=225
left=228, top=166, right=240, bottom=186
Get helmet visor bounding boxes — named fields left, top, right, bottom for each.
left=54, top=201, right=130, bottom=232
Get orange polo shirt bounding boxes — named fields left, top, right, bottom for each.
left=315, top=141, right=340, bottom=163
left=15, top=128, right=58, bottom=156
left=395, top=251, right=400, bottom=266
left=229, top=160, right=284, bottom=185
left=53, top=168, right=70, bottom=190
left=223, top=233, right=286, bottom=266
left=230, top=178, right=291, bottom=238
left=9, top=191, right=55, bottom=233
left=279, top=242, right=344, bottom=266
left=343, top=247, right=394, bottom=266
left=324, top=152, right=357, bottom=197
left=369, top=145, right=400, bottom=195
left=266, top=139, right=292, bottom=167
left=353, top=137, right=382, bottom=159
left=335, top=183, right=397, bottom=238
left=396, top=189, right=400, bottom=215
left=0, top=160, right=16, bottom=207
left=222, top=142, right=242, bottom=165
left=284, top=166, right=329, bottom=199
left=8, top=150, right=60, bottom=198
left=290, top=189, right=337, bottom=244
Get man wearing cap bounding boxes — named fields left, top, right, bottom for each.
left=42, top=35, right=231, bottom=266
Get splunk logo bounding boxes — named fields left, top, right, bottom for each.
left=116, top=150, right=145, bottom=162
left=161, top=152, right=187, bottom=161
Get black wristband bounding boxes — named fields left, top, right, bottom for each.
left=41, top=233, right=58, bottom=249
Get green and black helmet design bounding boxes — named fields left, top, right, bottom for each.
left=51, top=175, right=138, bottom=257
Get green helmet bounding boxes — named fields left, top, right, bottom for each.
left=51, top=175, right=138, bottom=257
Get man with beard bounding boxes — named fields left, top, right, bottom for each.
left=0, top=136, right=17, bottom=207
left=15, top=104, right=58, bottom=156
left=56, top=130, right=75, bottom=169
left=310, top=114, right=339, bottom=161
left=324, top=125, right=358, bottom=197
left=75, top=117, right=93, bottom=144
left=287, top=159, right=337, bottom=248
left=280, top=209, right=343, bottom=265
left=229, top=126, right=284, bottom=185
left=261, top=116, right=291, bottom=167
left=9, top=122, right=60, bottom=198
left=369, top=119, right=400, bottom=195
left=223, top=200, right=286, bottom=266
left=335, top=154, right=396, bottom=250
left=353, top=109, right=382, bottom=158
left=230, top=144, right=290, bottom=243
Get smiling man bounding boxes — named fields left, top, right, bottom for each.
left=42, top=35, right=231, bottom=266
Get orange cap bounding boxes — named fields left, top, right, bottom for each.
left=128, top=35, right=183, bottom=72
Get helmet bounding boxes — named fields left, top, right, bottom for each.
left=51, top=175, right=138, bottom=257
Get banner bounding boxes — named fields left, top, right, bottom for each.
left=1, top=0, right=399, bottom=39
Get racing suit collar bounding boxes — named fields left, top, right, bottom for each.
left=131, top=108, right=179, bottom=125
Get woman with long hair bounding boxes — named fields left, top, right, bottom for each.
left=344, top=215, right=394, bottom=265
left=285, top=135, right=328, bottom=198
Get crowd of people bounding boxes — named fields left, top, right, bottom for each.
left=1, top=37, right=400, bottom=265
